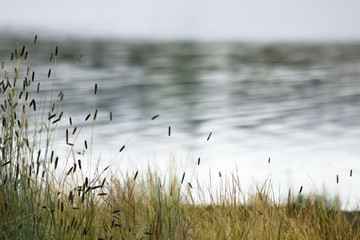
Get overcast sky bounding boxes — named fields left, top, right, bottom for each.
left=1, top=0, right=360, bottom=41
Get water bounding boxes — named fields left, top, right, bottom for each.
left=1, top=37, right=360, bottom=208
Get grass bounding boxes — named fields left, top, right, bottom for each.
left=0, top=36, right=360, bottom=239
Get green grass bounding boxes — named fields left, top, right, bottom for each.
left=1, top=36, right=359, bottom=239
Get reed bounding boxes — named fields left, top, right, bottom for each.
left=0, top=37, right=359, bottom=240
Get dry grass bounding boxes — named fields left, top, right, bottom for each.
left=1, top=37, right=359, bottom=239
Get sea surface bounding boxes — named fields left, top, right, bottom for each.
left=1, top=36, right=360, bottom=208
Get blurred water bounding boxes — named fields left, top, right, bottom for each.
left=1, top=37, right=360, bottom=207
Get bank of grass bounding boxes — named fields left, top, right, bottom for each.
left=1, top=37, right=360, bottom=239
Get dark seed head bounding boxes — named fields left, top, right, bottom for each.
left=151, top=114, right=159, bottom=120
left=48, top=114, right=56, bottom=120
left=181, top=172, right=185, bottom=184
left=29, top=99, right=36, bottom=111
left=207, top=132, right=212, bottom=141
left=49, top=53, right=53, bottom=63
left=20, top=46, right=25, bottom=57
left=119, top=145, right=125, bottom=152
left=78, top=160, right=82, bottom=169
left=52, top=118, right=60, bottom=124
left=55, top=157, right=59, bottom=169
left=85, top=186, right=91, bottom=194
left=37, top=150, right=41, bottom=162
left=101, top=178, right=106, bottom=187
left=1, top=161, right=11, bottom=167
left=93, top=109, right=98, bottom=121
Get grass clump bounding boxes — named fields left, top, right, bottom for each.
left=1, top=36, right=360, bottom=239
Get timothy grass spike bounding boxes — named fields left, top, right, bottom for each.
left=181, top=172, right=185, bottom=184
left=119, top=145, right=125, bottom=152
left=207, top=132, right=212, bottom=141
left=20, top=45, right=25, bottom=57
left=134, top=171, right=139, bottom=181
left=151, top=114, right=159, bottom=120
left=93, top=109, right=98, bottom=121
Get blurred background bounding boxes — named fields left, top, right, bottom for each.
left=1, top=0, right=360, bottom=207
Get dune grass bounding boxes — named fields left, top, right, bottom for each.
left=1, top=36, right=360, bottom=239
